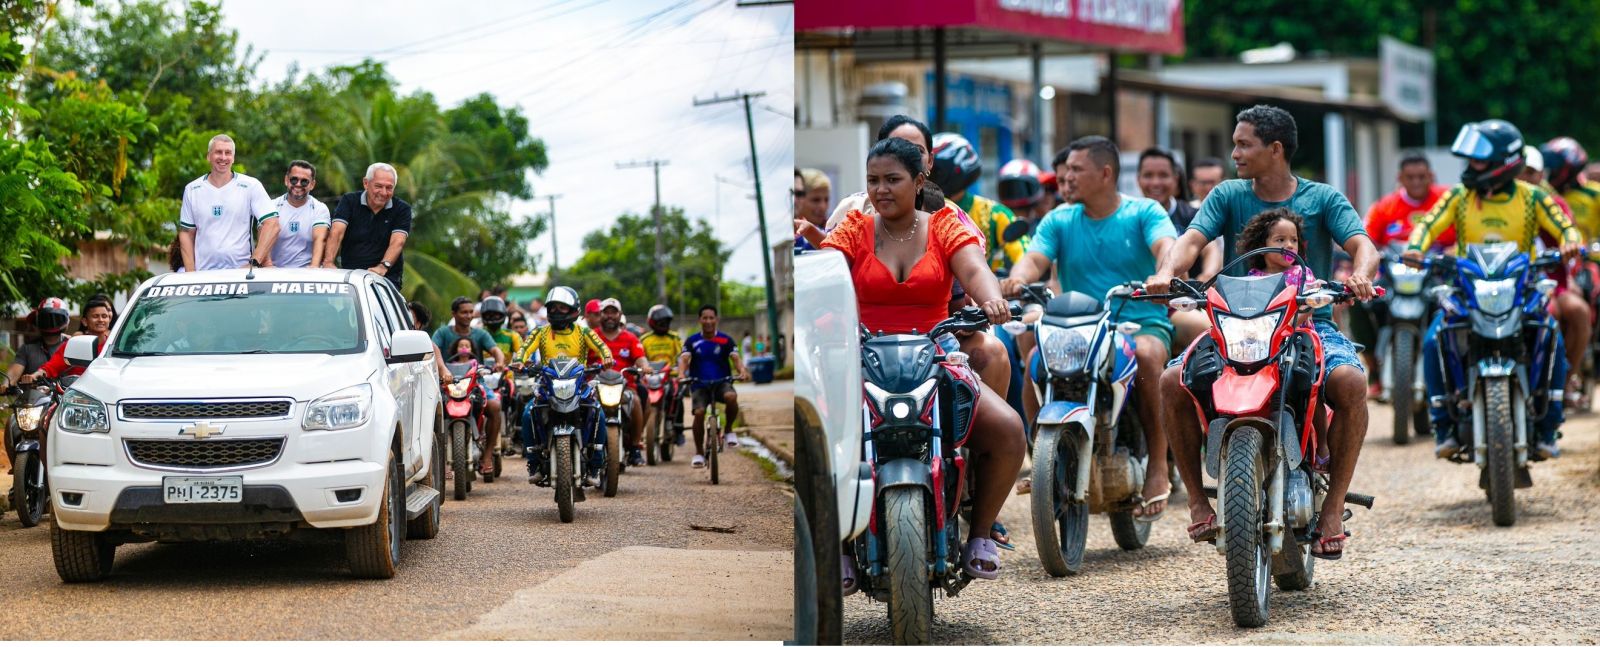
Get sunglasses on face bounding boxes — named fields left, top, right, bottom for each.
left=792, top=189, right=806, bottom=198
left=288, top=177, right=312, bottom=187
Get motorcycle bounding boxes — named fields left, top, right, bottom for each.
left=1016, top=281, right=1153, bottom=576
left=640, top=360, right=675, bottom=464
left=525, top=357, right=610, bottom=523
left=1414, top=243, right=1564, bottom=527
left=1376, top=242, right=1433, bottom=444
left=6, top=376, right=63, bottom=527
left=594, top=367, right=635, bottom=491
left=1138, top=248, right=1376, bottom=628
left=442, top=359, right=496, bottom=500
left=849, top=304, right=1019, bottom=645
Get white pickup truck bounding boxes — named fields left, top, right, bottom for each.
left=48, top=268, right=444, bottom=581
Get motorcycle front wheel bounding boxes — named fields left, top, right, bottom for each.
left=13, top=449, right=45, bottom=527
left=1391, top=326, right=1418, bottom=445
left=1223, top=426, right=1271, bottom=628
left=451, top=422, right=470, bottom=501
left=554, top=435, right=576, bottom=523
left=1484, top=377, right=1517, bottom=527
left=1030, top=427, right=1087, bottom=576
left=882, top=487, right=932, bottom=645
left=603, top=423, right=620, bottom=498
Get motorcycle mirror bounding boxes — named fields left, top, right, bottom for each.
left=1116, top=321, right=1142, bottom=335
left=1170, top=296, right=1199, bottom=312
left=1002, top=219, right=1034, bottom=243
left=1536, top=278, right=1559, bottom=295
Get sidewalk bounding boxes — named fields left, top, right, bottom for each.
left=737, top=380, right=793, bottom=467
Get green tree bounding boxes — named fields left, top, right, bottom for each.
left=561, top=207, right=729, bottom=315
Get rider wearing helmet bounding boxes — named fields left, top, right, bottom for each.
left=1540, top=137, right=1600, bottom=241
left=4, top=298, right=71, bottom=389
left=997, top=158, right=1049, bottom=225
left=477, top=296, right=522, bottom=362
left=640, top=304, right=687, bottom=445
left=933, top=132, right=1024, bottom=273
left=514, top=286, right=613, bottom=483
left=1405, top=119, right=1585, bottom=460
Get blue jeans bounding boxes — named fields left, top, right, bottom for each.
left=1422, top=311, right=1566, bottom=445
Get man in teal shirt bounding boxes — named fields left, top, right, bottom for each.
left=1002, top=135, right=1177, bottom=520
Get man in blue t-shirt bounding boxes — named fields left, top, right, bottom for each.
left=1147, top=105, right=1378, bottom=560
left=431, top=296, right=507, bottom=475
left=1002, top=135, right=1178, bottom=521
left=676, top=305, right=751, bottom=469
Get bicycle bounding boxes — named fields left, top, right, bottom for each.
left=690, top=376, right=736, bottom=485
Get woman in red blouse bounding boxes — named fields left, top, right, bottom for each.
left=24, top=298, right=114, bottom=384
left=822, top=138, right=1025, bottom=580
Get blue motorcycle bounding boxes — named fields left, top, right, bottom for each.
left=520, top=356, right=612, bottom=523
left=1419, top=242, right=1563, bottom=527
left=1016, top=281, right=1149, bottom=576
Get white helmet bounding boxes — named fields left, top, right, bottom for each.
left=545, top=286, right=580, bottom=328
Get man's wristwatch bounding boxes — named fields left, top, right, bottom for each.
left=381, top=260, right=393, bottom=269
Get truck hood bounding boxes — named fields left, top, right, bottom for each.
left=73, top=354, right=376, bottom=403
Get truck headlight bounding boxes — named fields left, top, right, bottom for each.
left=598, top=383, right=624, bottom=407
left=58, top=390, right=110, bottom=434
left=303, top=384, right=373, bottom=431
left=15, top=404, right=44, bottom=432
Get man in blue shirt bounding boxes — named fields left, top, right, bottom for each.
left=676, top=305, right=751, bottom=469
left=1147, top=105, right=1379, bottom=560
left=1003, top=136, right=1179, bottom=520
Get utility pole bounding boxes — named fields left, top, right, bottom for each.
left=616, top=159, right=670, bottom=304
left=537, top=193, right=562, bottom=278
left=694, top=90, right=778, bottom=356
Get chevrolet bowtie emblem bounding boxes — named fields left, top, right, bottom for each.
left=181, top=421, right=226, bottom=439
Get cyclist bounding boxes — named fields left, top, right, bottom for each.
left=932, top=132, right=1024, bottom=274
left=514, top=286, right=613, bottom=484
left=676, top=305, right=751, bottom=469
left=640, top=304, right=687, bottom=447
left=1404, top=120, right=1584, bottom=460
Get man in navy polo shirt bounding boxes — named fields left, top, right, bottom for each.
left=324, top=162, right=412, bottom=289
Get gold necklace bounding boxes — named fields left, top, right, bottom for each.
left=879, top=214, right=918, bottom=243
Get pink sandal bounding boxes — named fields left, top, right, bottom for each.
left=961, top=537, right=1002, bottom=580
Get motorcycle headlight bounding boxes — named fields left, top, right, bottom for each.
left=644, top=374, right=662, bottom=388
left=58, top=389, right=110, bottom=434
left=15, top=404, right=44, bottom=432
left=1216, top=312, right=1282, bottom=364
left=1471, top=277, right=1519, bottom=315
left=598, top=383, right=624, bottom=407
left=1389, top=263, right=1426, bottom=294
left=1040, top=325, right=1092, bottom=376
left=303, top=384, right=373, bottom=431
left=552, top=378, right=577, bottom=400
left=863, top=378, right=938, bottom=422
left=447, top=378, right=473, bottom=399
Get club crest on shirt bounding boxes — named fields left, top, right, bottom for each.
left=211, top=205, right=223, bottom=218
left=289, top=221, right=300, bottom=233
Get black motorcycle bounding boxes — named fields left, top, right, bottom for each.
left=7, top=376, right=62, bottom=527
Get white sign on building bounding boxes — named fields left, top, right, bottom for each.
left=1379, top=35, right=1435, bottom=121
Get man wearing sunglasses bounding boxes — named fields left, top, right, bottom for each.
left=270, top=160, right=331, bottom=268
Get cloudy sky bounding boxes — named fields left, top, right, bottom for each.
left=185, top=0, right=792, bottom=287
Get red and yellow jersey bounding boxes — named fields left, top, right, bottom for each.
left=515, top=325, right=612, bottom=366
left=1408, top=180, right=1580, bottom=255
left=1560, top=181, right=1600, bottom=241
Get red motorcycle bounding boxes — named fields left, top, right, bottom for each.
left=640, top=360, right=676, bottom=464
left=1139, top=248, right=1376, bottom=628
left=442, top=360, right=497, bottom=499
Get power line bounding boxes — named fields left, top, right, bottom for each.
left=616, top=158, right=671, bottom=303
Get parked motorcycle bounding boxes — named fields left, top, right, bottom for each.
left=6, top=376, right=63, bottom=527
left=849, top=304, right=1019, bottom=645
left=525, top=357, right=609, bottom=523
left=1414, top=243, right=1563, bottom=527
left=442, top=360, right=495, bottom=500
left=1376, top=242, right=1432, bottom=444
left=640, top=360, right=674, bottom=464
left=1016, top=281, right=1152, bottom=576
left=1139, top=248, right=1376, bottom=628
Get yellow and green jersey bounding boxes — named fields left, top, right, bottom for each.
left=1560, top=181, right=1600, bottom=241
left=640, top=331, right=683, bottom=369
left=955, top=192, right=1024, bottom=272
left=488, top=327, right=522, bottom=361
left=514, top=325, right=611, bottom=366
left=1408, top=180, right=1579, bottom=255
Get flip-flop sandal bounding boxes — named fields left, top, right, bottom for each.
left=841, top=560, right=859, bottom=596
left=1186, top=513, right=1220, bottom=543
left=1014, top=478, right=1032, bottom=495
left=1134, top=492, right=1170, bottom=522
left=961, top=537, right=1002, bottom=580
left=1310, top=530, right=1349, bottom=561
left=990, top=522, right=1015, bottom=550
left=1310, top=454, right=1332, bottom=475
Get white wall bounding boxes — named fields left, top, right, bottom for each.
left=797, top=123, right=870, bottom=201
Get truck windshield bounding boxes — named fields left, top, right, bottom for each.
left=113, top=281, right=364, bottom=356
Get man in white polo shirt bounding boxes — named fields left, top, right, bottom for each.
left=270, top=160, right=331, bottom=268
left=178, top=134, right=280, bottom=271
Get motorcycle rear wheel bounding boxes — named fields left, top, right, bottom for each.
left=603, top=423, right=620, bottom=498
left=451, top=423, right=470, bottom=501
left=882, top=487, right=932, bottom=645
left=554, top=435, right=576, bottom=523
left=1030, top=428, right=1087, bottom=576
left=1391, top=327, right=1418, bottom=445
left=1484, top=377, right=1517, bottom=527
left=645, top=405, right=661, bottom=466
left=1223, top=426, right=1270, bottom=628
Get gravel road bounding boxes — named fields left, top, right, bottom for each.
left=843, top=402, right=1600, bottom=644
left=0, top=425, right=792, bottom=640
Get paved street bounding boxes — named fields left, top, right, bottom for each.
left=0, top=390, right=794, bottom=641
left=843, top=400, right=1600, bottom=644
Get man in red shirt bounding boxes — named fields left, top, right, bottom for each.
left=1357, top=152, right=1452, bottom=398
left=596, top=298, right=651, bottom=466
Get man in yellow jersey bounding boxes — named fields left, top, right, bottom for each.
left=1541, top=137, right=1600, bottom=409
left=514, top=286, right=612, bottom=484
left=640, top=304, right=687, bottom=447
left=1404, top=120, right=1584, bottom=460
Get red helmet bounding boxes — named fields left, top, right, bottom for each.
left=997, top=159, right=1045, bottom=209
left=32, top=297, right=69, bottom=334
left=1540, top=137, right=1589, bottom=191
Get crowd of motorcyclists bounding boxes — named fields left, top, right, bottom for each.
left=795, top=103, right=1600, bottom=638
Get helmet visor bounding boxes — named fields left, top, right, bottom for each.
left=1451, top=125, right=1496, bottom=161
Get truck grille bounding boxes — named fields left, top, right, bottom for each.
left=125, top=438, right=285, bottom=470
left=122, top=401, right=292, bottom=420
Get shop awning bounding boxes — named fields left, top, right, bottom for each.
left=797, top=0, right=1184, bottom=56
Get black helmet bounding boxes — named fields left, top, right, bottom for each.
left=545, top=286, right=580, bottom=329
left=930, top=132, right=981, bottom=197
left=32, top=297, right=70, bottom=334
left=647, top=304, right=673, bottom=333
left=1451, top=120, right=1525, bottom=194
left=479, top=296, right=507, bottom=328
left=1540, top=137, right=1589, bottom=192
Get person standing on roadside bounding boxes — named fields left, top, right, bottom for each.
left=177, top=134, right=279, bottom=272
left=270, top=160, right=330, bottom=269
left=324, top=162, right=411, bottom=290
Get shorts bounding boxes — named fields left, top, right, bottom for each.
left=1166, top=320, right=1363, bottom=381
left=691, top=382, right=735, bottom=410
